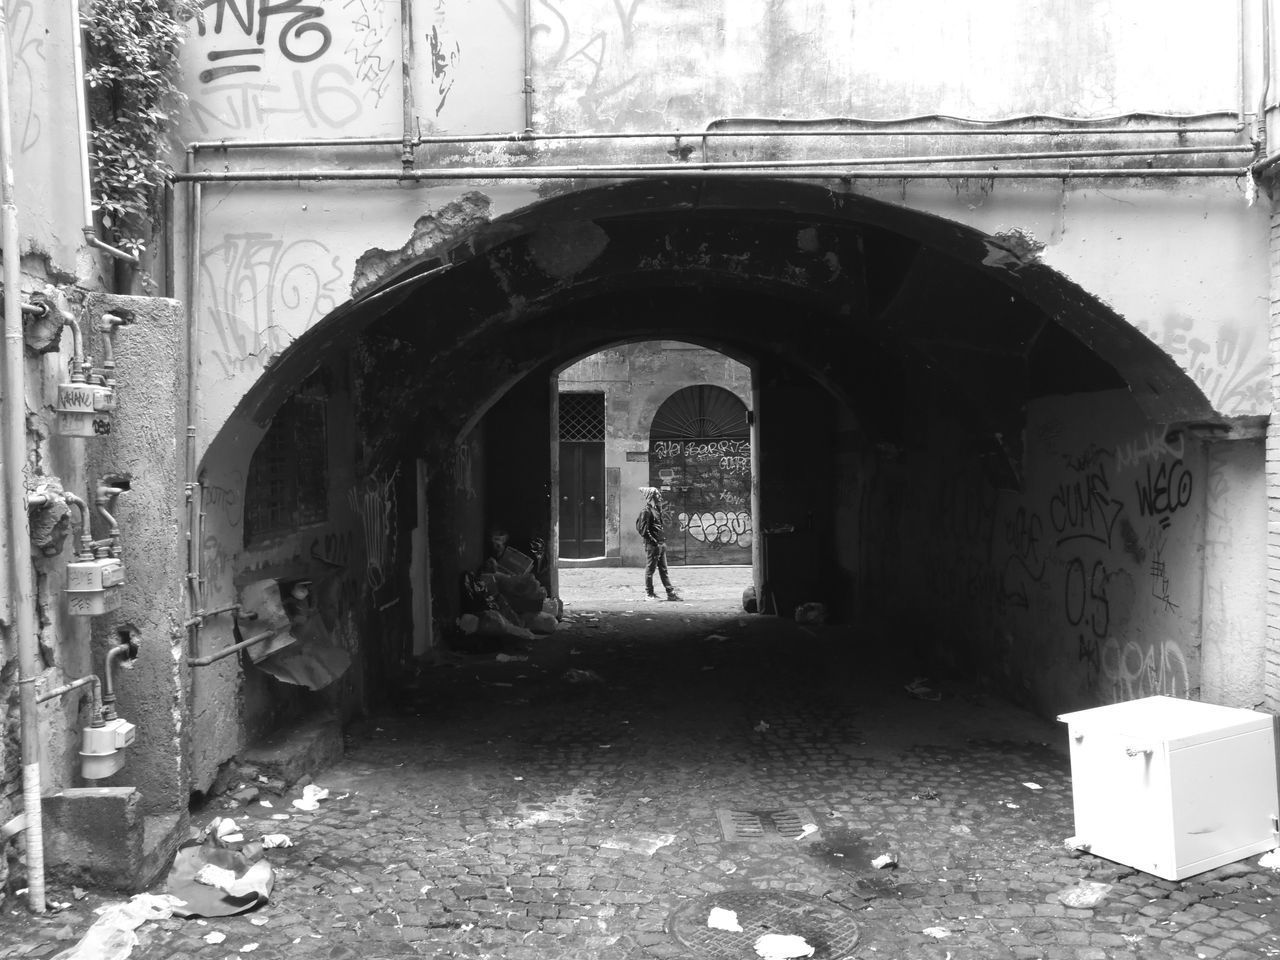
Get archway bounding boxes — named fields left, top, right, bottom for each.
left=189, top=177, right=1232, bottom=797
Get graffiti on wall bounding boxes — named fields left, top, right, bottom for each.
left=533, top=0, right=644, bottom=127
left=343, top=0, right=399, bottom=107
left=1049, top=431, right=1193, bottom=703
left=1135, top=314, right=1269, bottom=415
left=348, top=468, right=398, bottom=591
left=651, top=436, right=751, bottom=563
left=1048, top=455, right=1123, bottom=550
left=11, top=1, right=43, bottom=153
left=999, top=507, right=1046, bottom=610
left=201, top=232, right=343, bottom=378
left=677, top=511, right=752, bottom=547
left=922, top=416, right=1199, bottom=705
left=188, top=0, right=396, bottom=134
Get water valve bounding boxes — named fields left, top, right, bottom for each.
left=66, top=555, right=125, bottom=616
left=79, top=717, right=136, bottom=780
left=56, top=380, right=114, bottom=437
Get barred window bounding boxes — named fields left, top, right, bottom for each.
left=559, top=392, right=605, bottom=442
left=244, top=379, right=329, bottom=544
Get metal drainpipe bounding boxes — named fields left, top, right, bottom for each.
left=181, top=112, right=1247, bottom=154
left=69, top=0, right=136, bottom=267
left=184, top=170, right=203, bottom=655
left=0, top=1, right=46, bottom=915
left=522, top=0, right=534, bottom=133
left=400, top=0, right=415, bottom=170
left=173, top=164, right=1252, bottom=184
left=1261, top=0, right=1273, bottom=149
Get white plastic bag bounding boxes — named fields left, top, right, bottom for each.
left=50, top=893, right=186, bottom=960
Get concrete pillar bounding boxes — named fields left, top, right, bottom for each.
left=1201, top=431, right=1267, bottom=707
left=83, top=293, right=189, bottom=875
left=1268, top=197, right=1280, bottom=710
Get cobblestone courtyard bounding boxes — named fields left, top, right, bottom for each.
left=6, top=568, right=1280, bottom=959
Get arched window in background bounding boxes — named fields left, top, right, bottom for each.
left=648, top=385, right=752, bottom=565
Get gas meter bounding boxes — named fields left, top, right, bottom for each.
left=56, top=380, right=114, bottom=438
left=66, top=556, right=125, bottom=616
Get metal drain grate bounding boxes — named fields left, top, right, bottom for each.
left=668, top=890, right=860, bottom=960
left=716, top=808, right=818, bottom=842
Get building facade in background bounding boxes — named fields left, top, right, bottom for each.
left=558, top=342, right=752, bottom=566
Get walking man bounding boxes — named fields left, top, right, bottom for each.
left=637, top=487, right=681, bottom=601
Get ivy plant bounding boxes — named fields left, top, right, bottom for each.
left=83, top=0, right=198, bottom=263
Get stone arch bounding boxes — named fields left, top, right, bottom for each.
left=216, top=176, right=1217, bottom=483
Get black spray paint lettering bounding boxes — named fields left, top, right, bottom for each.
left=1134, top=459, right=1193, bottom=530
left=428, top=25, right=460, bottom=116
left=999, top=508, right=1046, bottom=610
left=1048, top=461, right=1124, bottom=549
left=310, top=529, right=356, bottom=568
left=198, top=0, right=332, bottom=77
left=1064, top=557, right=1110, bottom=639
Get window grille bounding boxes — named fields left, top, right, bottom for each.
left=650, top=385, right=748, bottom=440
left=559, top=392, right=605, bottom=442
left=244, top=381, right=329, bottom=544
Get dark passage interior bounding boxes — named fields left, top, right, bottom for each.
left=203, top=179, right=1221, bottom=755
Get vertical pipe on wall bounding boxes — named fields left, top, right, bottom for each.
left=184, top=177, right=203, bottom=631
left=0, top=1, right=45, bottom=915
left=68, top=0, right=93, bottom=233
left=400, top=0, right=415, bottom=170
left=522, top=0, right=534, bottom=134
left=1260, top=0, right=1273, bottom=148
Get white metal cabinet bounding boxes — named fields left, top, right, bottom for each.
left=1058, top=696, right=1280, bottom=880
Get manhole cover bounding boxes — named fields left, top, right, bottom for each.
left=717, top=808, right=818, bottom=842
left=668, top=890, right=860, bottom=959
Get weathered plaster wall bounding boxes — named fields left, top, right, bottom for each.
left=8, top=0, right=88, bottom=273
left=177, top=0, right=1239, bottom=141
left=531, top=0, right=1239, bottom=129
left=898, top=388, right=1208, bottom=715
left=559, top=342, right=752, bottom=566
left=1200, top=437, right=1267, bottom=708
left=177, top=2, right=1269, bottom=456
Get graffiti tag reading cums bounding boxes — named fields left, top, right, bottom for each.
left=1049, top=461, right=1123, bottom=549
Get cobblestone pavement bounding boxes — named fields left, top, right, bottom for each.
left=6, top=568, right=1280, bottom=959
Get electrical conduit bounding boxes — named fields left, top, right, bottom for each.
left=0, top=1, right=45, bottom=914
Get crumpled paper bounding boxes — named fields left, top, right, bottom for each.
left=754, top=933, right=815, bottom=959
left=707, top=907, right=743, bottom=932
left=291, top=784, right=330, bottom=811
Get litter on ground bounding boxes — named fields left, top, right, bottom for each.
left=1057, top=880, right=1112, bottom=909
left=291, top=784, right=330, bottom=811
left=754, top=932, right=816, bottom=959
left=706, top=907, right=743, bottom=932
